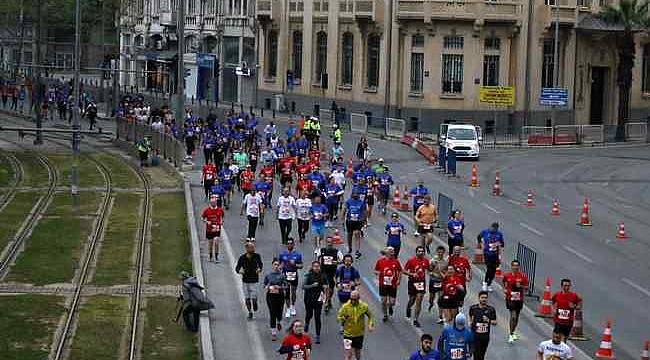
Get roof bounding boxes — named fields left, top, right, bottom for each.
left=576, top=13, right=626, bottom=32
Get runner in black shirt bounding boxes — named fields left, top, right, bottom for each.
left=468, top=291, right=497, bottom=360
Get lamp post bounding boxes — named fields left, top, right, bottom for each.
left=71, top=0, right=81, bottom=209
left=175, top=0, right=186, bottom=122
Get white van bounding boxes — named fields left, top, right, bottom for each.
left=438, top=124, right=482, bottom=160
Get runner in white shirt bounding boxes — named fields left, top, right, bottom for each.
left=331, top=168, right=346, bottom=190
left=537, top=331, right=573, bottom=360
left=295, top=191, right=313, bottom=244
left=241, top=191, right=263, bottom=241
left=276, top=188, right=297, bottom=244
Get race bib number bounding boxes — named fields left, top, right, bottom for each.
left=390, top=227, right=400, bottom=235
left=476, top=322, right=488, bottom=333
left=269, top=285, right=280, bottom=294
left=313, top=212, right=323, bottom=220
left=453, top=225, right=462, bottom=233
left=558, top=309, right=571, bottom=320
left=423, top=224, right=432, bottom=230
left=292, top=350, right=305, bottom=360
left=488, top=242, right=499, bottom=252
left=450, top=348, right=464, bottom=359
left=510, top=291, right=522, bottom=301
left=280, top=207, right=291, bottom=217
left=414, top=282, right=425, bottom=291
left=343, top=339, right=353, bottom=350
left=383, top=276, right=393, bottom=286
left=350, top=213, right=359, bottom=221
left=210, top=224, right=221, bottom=232
left=299, top=208, right=310, bottom=218
left=342, top=283, right=352, bottom=292
left=323, top=256, right=334, bottom=265
left=359, top=194, right=365, bottom=200
left=286, top=272, right=297, bottom=281
left=205, top=173, right=213, bottom=180
left=224, top=174, right=231, bottom=180
left=433, top=281, right=443, bottom=289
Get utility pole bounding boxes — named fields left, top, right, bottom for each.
left=71, top=0, right=82, bottom=209
left=382, top=0, right=394, bottom=119
left=33, top=0, right=44, bottom=145
left=552, top=0, right=560, bottom=129
left=15, top=0, right=24, bottom=80
left=175, top=0, right=186, bottom=122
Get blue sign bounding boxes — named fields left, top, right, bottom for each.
left=540, top=87, right=568, bottom=107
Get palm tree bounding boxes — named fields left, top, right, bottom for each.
left=600, top=0, right=650, bottom=140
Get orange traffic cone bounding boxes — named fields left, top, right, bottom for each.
left=469, top=165, right=479, bottom=187
left=551, top=199, right=561, bottom=216
left=536, top=277, right=553, bottom=318
left=524, top=190, right=535, bottom=207
left=569, top=308, right=589, bottom=341
left=595, top=320, right=615, bottom=359
left=492, top=171, right=501, bottom=196
left=616, top=221, right=627, bottom=240
left=345, top=156, right=353, bottom=178
left=578, top=198, right=592, bottom=226
left=641, top=340, right=649, bottom=360
left=473, top=243, right=484, bottom=264
left=401, top=185, right=410, bottom=211
left=331, top=229, right=343, bottom=245
left=392, top=187, right=401, bottom=209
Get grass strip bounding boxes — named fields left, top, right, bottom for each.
left=0, top=152, right=14, bottom=187
left=93, top=193, right=142, bottom=285
left=47, top=154, right=105, bottom=188
left=14, top=152, right=49, bottom=187
left=150, top=193, right=192, bottom=284
left=0, top=192, right=41, bottom=253
left=68, top=296, right=129, bottom=360
left=0, top=295, right=64, bottom=360
left=46, top=192, right=102, bottom=216
left=93, top=153, right=142, bottom=189
left=143, top=165, right=183, bottom=189
left=142, top=297, right=198, bottom=360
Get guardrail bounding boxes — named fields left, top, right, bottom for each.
left=625, top=122, right=648, bottom=141
left=116, top=117, right=186, bottom=168
left=515, top=242, right=539, bottom=300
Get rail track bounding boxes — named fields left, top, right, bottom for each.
left=0, top=151, right=23, bottom=213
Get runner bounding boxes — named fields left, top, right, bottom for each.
left=218, top=162, right=234, bottom=209
left=374, top=246, right=402, bottom=322
left=239, top=164, right=255, bottom=195
left=537, top=330, right=574, bottom=360
left=279, top=238, right=304, bottom=318
left=209, top=178, right=226, bottom=207
left=439, top=265, right=465, bottom=325
left=309, top=196, right=328, bottom=251
left=202, top=159, right=217, bottom=200
left=324, top=177, right=344, bottom=225
left=551, top=278, right=582, bottom=341
left=315, top=237, right=344, bottom=313
left=403, top=246, right=430, bottom=327
left=448, top=246, right=472, bottom=292
left=376, top=168, right=394, bottom=215
left=335, top=255, right=361, bottom=306
left=296, top=190, right=312, bottom=243
left=428, top=246, right=448, bottom=323
left=254, top=174, right=272, bottom=226
left=302, top=261, right=326, bottom=343
left=415, top=195, right=437, bottom=254
left=235, top=242, right=263, bottom=319
left=437, top=313, right=474, bottom=360
left=241, top=188, right=264, bottom=241
left=337, top=290, right=374, bottom=360
left=477, top=222, right=504, bottom=292
left=277, top=187, right=297, bottom=244
left=264, top=259, right=288, bottom=340
left=447, top=210, right=465, bottom=252
left=279, top=320, right=312, bottom=360
left=201, top=195, right=224, bottom=262
left=385, top=212, right=406, bottom=258
left=343, top=192, right=366, bottom=258
left=469, top=291, right=497, bottom=360
left=503, top=259, right=529, bottom=343
left=409, top=180, right=430, bottom=236
left=408, top=334, right=441, bottom=360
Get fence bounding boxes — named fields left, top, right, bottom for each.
left=350, top=113, right=368, bottom=133
left=115, top=117, right=186, bottom=168
left=385, top=117, right=406, bottom=138
left=625, top=122, right=648, bottom=141
left=522, top=126, right=554, bottom=146
left=553, top=125, right=579, bottom=145
left=515, top=242, right=539, bottom=299
left=580, top=125, right=604, bottom=144
left=436, top=193, right=454, bottom=228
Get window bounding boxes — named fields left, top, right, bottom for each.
left=243, top=37, right=255, bottom=67
left=412, top=34, right=425, bottom=48
left=545, top=0, right=557, bottom=5
left=442, top=54, right=463, bottom=93
left=643, top=44, right=650, bottom=92
left=484, top=37, right=501, bottom=51
left=367, top=34, right=380, bottom=88
left=223, top=36, right=239, bottom=65
left=483, top=55, right=499, bottom=86
left=410, top=35, right=424, bottom=93
left=443, top=36, right=464, bottom=49
left=341, top=32, right=354, bottom=85
left=267, top=30, right=278, bottom=78
left=315, top=31, right=327, bottom=84
left=541, top=39, right=555, bottom=88
left=292, top=31, right=303, bottom=79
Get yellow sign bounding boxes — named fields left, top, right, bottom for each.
left=479, top=86, right=515, bottom=106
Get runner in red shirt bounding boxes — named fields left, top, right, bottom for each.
left=202, top=160, right=217, bottom=200
left=551, top=278, right=582, bottom=340
left=240, top=165, right=255, bottom=195
left=201, top=195, right=224, bottom=262
left=402, top=246, right=430, bottom=327
left=374, top=247, right=402, bottom=322
left=297, top=159, right=312, bottom=178
left=308, top=147, right=320, bottom=165
left=296, top=174, right=314, bottom=195
left=438, top=265, right=465, bottom=325
left=502, top=260, right=529, bottom=343
left=279, top=156, right=296, bottom=187
left=448, top=245, right=472, bottom=306
left=278, top=320, right=312, bottom=360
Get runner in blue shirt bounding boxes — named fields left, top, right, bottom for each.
left=409, top=334, right=441, bottom=360
left=385, top=213, right=406, bottom=258
left=343, top=192, right=366, bottom=258
left=254, top=175, right=272, bottom=225
left=351, top=180, right=369, bottom=204
left=324, top=177, right=344, bottom=224
left=295, top=136, right=309, bottom=158
left=334, top=254, right=361, bottom=304
left=307, top=168, right=327, bottom=193
left=409, top=180, right=430, bottom=236
left=278, top=238, right=303, bottom=317
left=309, top=196, right=329, bottom=251
left=477, top=222, right=504, bottom=292
left=447, top=210, right=465, bottom=251
left=218, top=165, right=234, bottom=209
left=376, top=171, right=394, bottom=215
left=438, top=313, right=474, bottom=360
left=209, top=178, right=226, bottom=207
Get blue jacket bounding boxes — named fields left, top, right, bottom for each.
left=437, top=324, right=473, bottom=360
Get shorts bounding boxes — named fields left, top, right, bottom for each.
left=506, top=300, right=524, bottom=312
left=379, top=286, right=397, bottom=298
left=323, top=271, right=336, bottom=288
left=366, top=195, right=375, bottom=206
left=429, top=279, right=443, bottom=294
left=343, top=336, right=364, bottom=350
left=222, top=183, right=232, bottom=191
left=338, top=292, right=351, bottom=304
left=418, top=225, right=434, bottom=234
left=243, top=282, right=258, bottom=299
left=287, top=279, right=299, bottom=288
left=206, top=230, right=221, bottom=239
left=554, top=322, right=573, bottom=338
left=311, top=223, right=326, bottom=238
left=437, top=295, right=459, bottom=310
left=346, top=220, right=363, bottom=233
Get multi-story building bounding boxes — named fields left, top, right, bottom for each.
left=255, top=0, right=650, bottom=130
left=119, top=0, right=256, bottom=104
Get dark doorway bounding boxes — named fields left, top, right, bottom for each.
left=590, top=67, right=607, bottom=124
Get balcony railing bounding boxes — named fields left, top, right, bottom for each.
left=397, top=0, right=521, bottom=23
left=339, top=0, right=375, bottom=20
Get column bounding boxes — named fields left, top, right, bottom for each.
left=302, top=0, right=314, bottom=91
left=326, top=0, right=339, bottom=97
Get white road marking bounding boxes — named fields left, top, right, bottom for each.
left=604, top=239, right=614, bottom=244
left=416, top=168, right=427, bottom=173
left=481, top=203, right=501, bottom=214
left=622, top=278, right=650, bottom=297
left=467, top=188, right=475, bottom=197
left=562, top=246, right=594, bottom=264
left=507, top=199, right=520, bottom=206
left=519, top=222, right=544, bottom=237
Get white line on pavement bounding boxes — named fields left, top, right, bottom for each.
left=519, top=222, right=544, bottom=237
left=481, top=203, right=501, bottom=214
left=562, top=246, right=594, bottom=264
left=622, top=278, right=650, bottom=297
left=507, top=199, right=520, bottom=206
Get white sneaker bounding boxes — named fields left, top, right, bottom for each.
left=488, top=285, right=494, bottom=292
left=482, top=282, right=488, bottom=292
left=508, top=334, right=515, bottom=344
left=285, top=309, right=291, bottom=318
left=414, top=231, right=420, bottom=237
left=290, top=307, right=297, bottom=316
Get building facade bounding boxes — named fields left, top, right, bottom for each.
left=255, top=0, right=650, bottom=130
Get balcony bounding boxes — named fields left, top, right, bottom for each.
left=257, top=0, right=273, bottom=19
left=339, top=0, right=376, bottom=21
left=539, top=2, right=578, bottom=27
left=289, top=0, right=304, bottom=18
left=313, top=0, right=330, bottom=19
left=397, top=0, right=521, bottom=23
left=160, top=11, right=176, bottom=26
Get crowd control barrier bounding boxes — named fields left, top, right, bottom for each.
left=515, top=242, right=539, bottom=300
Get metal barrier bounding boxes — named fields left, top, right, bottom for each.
left=115, top=117, right=186, bottom=168
left=553, top=125, right=579, bottom=145
left=515, top=242, right=538, bottom=299
left=625, top=122, right=647, bottom=141
left=580, top=125, right=604, bottom=144
left=319, top=109, right=333, bottom=124
left=366, top=116, right=385, bottom=137
left=522, top=126, right=553, bottom=146
left=436, top=193, right=454, bottom=228
left=385, top=117, right=406, bottom=138
left=350, top=113, right=368, bottom=133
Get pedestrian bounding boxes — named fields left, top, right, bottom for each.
left=408, top=333, right=441, bottom=360
left=202, top=159, right=217, bottom=200
left=503, top=259, right=528, bottom=343
left=409, top=180, right=429, bottom=237
left=403, top=246, right=430, bottom=328
left=415, top=195, right=437, bottom=254
left=235, top=242, right=263, bottom=319
left=335, top=255, right=361, bottom=306
left=278, top=320, right=312, bottom=360
left=315, top=236, right=343, bottom=313
left=309, top=195, right=328, bottom=251
left=537, top=330, right=574, bottom=360
left=477, top=222, right=504, bottom=292
left=551, top=278, right=582, bottom=341
left=385, top=213, right=406, bottom=258
left=276, top=187, right=297, bottom=244
left=428, top=246, right=448, bottom=323
left=448, top=246, right=472, bottom=305
left=356, top=136, right=368, bottom=161
left=447, top=210, right=465, bottom=251
left=296, top=190, right=312, bottom=243
left=374, top=246, right=402, bottom=322
left=337, top=290, right=374, bottom=360
left=343, top=191, right=366, bottom=258
left=279, top=238, right=303, bottom=318
left=178, top=271, right=214, bottom=332
left=469, top=291, right=497, bottom=360
left=10, top=85, right=18, bottom=111
left=264, top=259, right=288, bottom=341
left=201, top=195, right=224, bottom=262
left=302, top=261, right=326, bottom=343
left=438, top=265, right=465, bottom=325
left=241, top=190, right=263, bottom=241
left=437, top=313, right=473, bottom=360
left=136, top=135, right=152, bottom=167
left=85, top=101, right=98, bottom=129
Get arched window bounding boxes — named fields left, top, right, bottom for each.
left=367, top=34, right=380, bottom=88
left=315, top=31, right=327, bottom=85
left=292, top=31, right=303, bottom=79
left=341, top=32, right=353, bottom=85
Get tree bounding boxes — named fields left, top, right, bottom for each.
left=600, top=0, right=650, bottom=140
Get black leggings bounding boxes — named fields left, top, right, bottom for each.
left=278, top=218, right=293, bottom=244
left=327, top=202, right=338, bottom=219
left=297, top=219, right=310, bottom=242
left=185, top=137, right=195, bottom=157
left=304, top=301, right=323, bottom=336
left=267, top=293, right=284, bottom=329
left=485, top=259, right=498, bottom=286
left=247, top=216, right=259, bottom=239
left=203, top=147, right=213, bottom=164
left=473, top=336, right=490, bottom=360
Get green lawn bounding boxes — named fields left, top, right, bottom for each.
left=68, top=296, right=129, bottom=360
left=93, top=193, right=142, bottom=285
left=47, top=154, right=105, bottom=188
left=143, top=165, right=183, bottom=189
left=150, top=193, right=192, bottom=284
left=14, top=152, right=49, bottom=188
left=93, top=153, right=142, bottom=189
left=142, top=297, right=198, bottom=360
left=46, top=192, right=103, bottom=216
left=0, top=192, right=41, bottom=254
left=0, top=152, right=14, bottom=187
left=0, top=295, right=64, bottom=360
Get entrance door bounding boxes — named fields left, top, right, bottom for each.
left=590, top=67, right=607, bottom=124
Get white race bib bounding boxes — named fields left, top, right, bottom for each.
left=383, top=276, right=393, bottom=286
left=414, top=282, right=425, bottom=291
left=350, top=213, right=359, bottom=221
left=342, top=283, right=352, bottom=292
left=433, top=281, right=443, bottom=289
left=269, top=285, right=280, bottom=294
left=205, top=173, right=213, bottom=180
left=286, top=271, right=297, bottom=281
left=510, top=291, right=522, bottom=301
left=476, top=322, right=488, bottom=333
left=450, top=348, right=464, bottom=359
left=390, top=227, right=400, bottom=235
left=323, top=256, right=334, bottom=265
left=423, top=224, right=432, bottom=230
left=558, top=309, right=571, bottom=320
left=488, top=242, right=499, bottom=252
left=343, top=338, right=353, bottom=350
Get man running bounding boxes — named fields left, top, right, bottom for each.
left=218, top=161, right=235, bottom=208
left=408, top=334, right=441, bottom=360
left=403, top=246, right=430, bottom=327
left=385, top=212, right=406, bottom=258
left=276, top=187, right=297, bottom=244
left=201, top=195, right=224, bottom=262
left=551, top=278, right=582, bottom=341
left=409, top=180, right=429, bottom=236
left=296, top=190, right=312, bottom=243
left=302, top=261, right=326, bottom=343
left=241, top=189, right=263, bottom=241
left=335, top=255, right=361, bottom=306
left=279, top=238, right=304, bottom=318
left=376, top=168, right=394, bottom=215
left=337, top=290, right=374, bottom=360
left=279, top=320, right=312, bottom=360
left=537, top=330, right=574, bottom=360
left=469, top=291, right=497, bottom=360
left=428, top=246, right=448, bottom=323
left=309, top=196, right=328, bottom=251
left=343, top=192, right=366, bottom=258
left=202, top=159, right=217, bottom=200
left=235, top=242, right=263, bottom=319
left=448, top=246, right=472, bottom=302
left=439, top=265, right=465, bottom=325
left=437, top=313, right=474, bottom=360
left=315, top=237, right=344, bottom=313
left=324, top=176, right=344, bottom=225
left=447, top=210, right=465, bottom=251
left=415, top=195, right=437, bottom=254
left=477, top=222, right=504, bottom=292
left=503, top=259, right=529, bottom=343
left=374, top=247, right=402, bottom=322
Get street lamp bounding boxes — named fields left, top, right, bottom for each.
left=71, top=0, right=82, bottom=209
